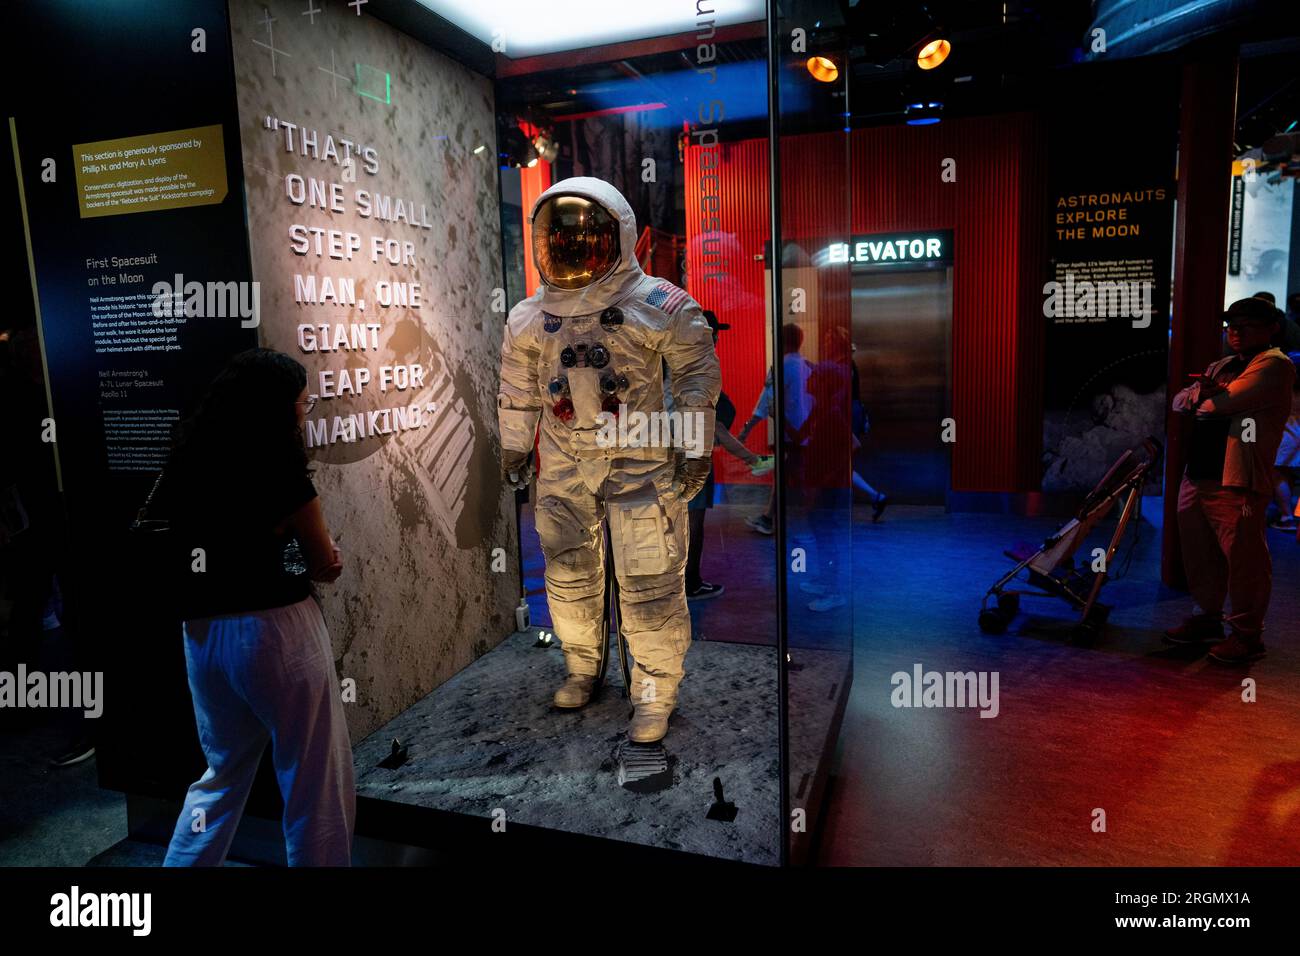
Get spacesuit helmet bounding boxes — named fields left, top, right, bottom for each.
left=532, top=193, right=621, bottom=291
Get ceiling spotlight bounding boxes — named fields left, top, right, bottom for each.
left=807, top=56, right=839, bottom=83
left=916, top=38, right=951, bottom=70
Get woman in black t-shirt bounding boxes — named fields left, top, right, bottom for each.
left=159, top=348, right=354, bottom=867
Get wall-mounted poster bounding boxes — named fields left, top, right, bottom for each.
left=229, top=0, right=515, bottom=739
left=1223, top=167, right=1294, bottom=307
left=12, top=0, right=264, bottom=797
left=1041, top=86, right=1178, bottom=494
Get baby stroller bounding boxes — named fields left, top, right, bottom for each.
left=978, top=439, right=1162, bottom=642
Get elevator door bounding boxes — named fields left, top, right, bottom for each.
left=851, top=268, right=952, bottom=505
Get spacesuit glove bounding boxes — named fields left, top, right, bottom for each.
left=502, top=448, right=535, bottom=491
left=670, top=453, right=712, bottom=503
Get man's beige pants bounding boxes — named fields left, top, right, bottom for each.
left=1176, top=476, right=1272, bottom=639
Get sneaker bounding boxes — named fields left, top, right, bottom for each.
left=1208, top=633, right=1266, bottom=664
left=808, top=594, right=846, bottom=612
left=872, top=494, right=889, bottom=523
left=799, top=580, right=828, bottom=596
left=749, top=455, right=775, bottom=477
left=1269, top=516, right=1298, bottom=531
left=50, top=739, right=95, bottom=768
left=686, top=581, right=725, bottom=601
left=1162, top=613, right=1225, bottom=645
left=745, top=514, right=774, bottom=535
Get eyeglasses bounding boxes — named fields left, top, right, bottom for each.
left=296, top=395, right=318, bottom=414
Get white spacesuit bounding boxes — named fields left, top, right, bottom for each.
left=497, top=177, right=721, bottom=743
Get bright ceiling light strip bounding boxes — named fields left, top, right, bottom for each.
left=414, top=0, right=765, bottom=57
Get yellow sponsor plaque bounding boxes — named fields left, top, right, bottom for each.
left=72, top=124, right=228, bottom=219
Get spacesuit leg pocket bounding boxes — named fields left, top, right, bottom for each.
left=610, top=485, right=690, bottom=695
left=534, top=496, right=603, bottom=599
left=608, top=486, right=678, bottom=577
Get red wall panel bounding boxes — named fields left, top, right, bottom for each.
left=684, top=138, right=774, bottom=486
left=685, top=114, right=1047, bottom=492
left=850, top=114, right=1045, bottom=491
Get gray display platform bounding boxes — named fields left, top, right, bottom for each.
left=355, top=629, right=786, bottom=864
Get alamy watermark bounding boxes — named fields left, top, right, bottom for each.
left=151, top=272, right=260, bottom=327
left=595, top=406, right=707, bottom=456
left=50, top=886, right=150, bottom=936
left=891, top=663, right=999, bottom=718
left=0, top=666, right=103, bottom=718
left=1043, top=271, right=1153, bottom=328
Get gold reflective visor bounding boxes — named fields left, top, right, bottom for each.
left=532, top=194, right=621, bottom=291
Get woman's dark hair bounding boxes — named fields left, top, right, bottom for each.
left=166, top=348, right=309, bottom=486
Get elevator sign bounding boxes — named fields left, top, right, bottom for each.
left=824, top=230, right=953, bottom=270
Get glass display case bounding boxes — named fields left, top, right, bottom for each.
left=335, top=0, right=856, bottom=866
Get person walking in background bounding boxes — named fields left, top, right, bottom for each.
left=1166, top=298, right=1296, bottom=663
left=686, top=312, right=774, bottom=600
left=846, top=336, right=888, bottom=522
left=743, top=323, right=811, bottom=535
left=738, top=365, right=774, bottom=448
left=739, top=366, right=776, bottom=535
left=795, top=328, right=856, bottom=611
left=157, top=348, right=354, bottom=866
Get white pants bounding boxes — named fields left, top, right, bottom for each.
left=163, top=596, right=355, bottom=866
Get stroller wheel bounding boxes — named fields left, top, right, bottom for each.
left=997, top=593, right=1020, bottom=616
left=1083, top=603, right=1110, bottom=628
left=978, top=608, right=1009, bottom=634
left=1071, top=621, right=1101, bottom=645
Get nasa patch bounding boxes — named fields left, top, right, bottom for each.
left=543, top=313, right=562, bottom=333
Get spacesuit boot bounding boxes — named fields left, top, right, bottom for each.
left=629, top=699, right=675, bottom=743
left=553, top=675, right=596, bottom=709
left=496, top=176, right=721, bottom=742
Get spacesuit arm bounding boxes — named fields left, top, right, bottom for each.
left=660, top=301, right=721, bottom=458
left=497, top=311, right=542, bottom=454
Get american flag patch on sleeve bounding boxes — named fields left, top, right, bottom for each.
left=644, top=281, right=690, bottom=316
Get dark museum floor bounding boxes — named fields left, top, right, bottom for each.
left=2, top=497, right=1298, bottom=866
left=821, top=501, right=1300, bottom=866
